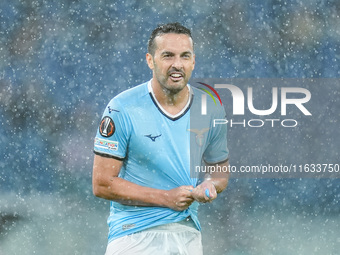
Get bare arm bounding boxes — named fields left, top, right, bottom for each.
left=92, top=154, right=194, bottom=211
left=191, top=159, right=230, bottom=203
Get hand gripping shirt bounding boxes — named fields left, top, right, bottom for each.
left=94, top=80, right=229, bottom=243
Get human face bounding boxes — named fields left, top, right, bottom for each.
left=146, top=33, right=195, bottom=94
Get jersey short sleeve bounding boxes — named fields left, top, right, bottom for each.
left=94, top=98, right=131, bottom=159
left=203, top=104, right=229, bottom=164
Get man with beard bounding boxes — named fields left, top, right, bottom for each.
left=93, top=22, right=229, bottom=255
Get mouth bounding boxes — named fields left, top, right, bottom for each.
left=169, top=72, right=184, bottom=82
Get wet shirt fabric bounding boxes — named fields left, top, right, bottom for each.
left=94, top=80, right=229, bottom=243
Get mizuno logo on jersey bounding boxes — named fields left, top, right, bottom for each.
left=144, top=134, right=162, bottom=142
left=108, top=106, right=120, bottom=113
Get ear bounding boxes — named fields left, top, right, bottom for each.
left=192, top=54, right=195, bottom=71
left=146, top=53, right=154, bottom=70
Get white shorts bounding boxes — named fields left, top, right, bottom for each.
left=105, top=219, right=203, bottom=255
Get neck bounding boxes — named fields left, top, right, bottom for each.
left=151, top=79, right=189, bottom=115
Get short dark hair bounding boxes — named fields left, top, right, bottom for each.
left=147, top=22, right=193, bottom=56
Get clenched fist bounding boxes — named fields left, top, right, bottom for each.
left=163, top=185, right=195, bottom=211
left=191, top=180, right=217, bottom=203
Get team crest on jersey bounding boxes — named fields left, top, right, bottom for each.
left=99, top=116, right=115, bottom=137
left=188, top=128, right=210, bottom=147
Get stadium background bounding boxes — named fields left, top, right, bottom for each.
left=1, top=0, right=339, bottom=254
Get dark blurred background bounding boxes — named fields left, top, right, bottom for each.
left=0, top=0, right=339, bottom=254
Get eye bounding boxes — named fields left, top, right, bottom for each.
left=162, top=54, right=172, bottom=59
left=182, top=53, right=191, bottom=59
left=161, top=52, right=173, bottom=58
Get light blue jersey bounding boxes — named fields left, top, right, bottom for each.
left=94, top=80, right=228, bottom=243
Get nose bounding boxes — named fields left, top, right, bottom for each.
left=171, top=56, right=183, bottom=70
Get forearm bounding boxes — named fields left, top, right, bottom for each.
left=92, top=155, right=194, bottom=211
left=205, top=174, right=229, bottom=193
left=93, top=176, right=195, bottom=211
left=203, top=159, right=229, bottom=192
left=93, top=176, right=167, bottom=207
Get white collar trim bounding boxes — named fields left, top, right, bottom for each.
left=147, top=80, right=192, bottom=119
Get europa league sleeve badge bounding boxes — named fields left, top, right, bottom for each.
left=99, top=116, right=115, bottom=137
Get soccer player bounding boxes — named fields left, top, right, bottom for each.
left=92, top=22, right=230, bottom=255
